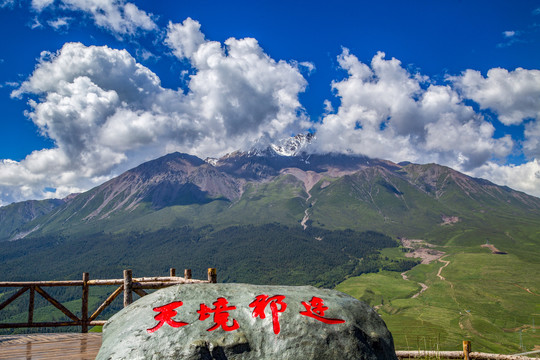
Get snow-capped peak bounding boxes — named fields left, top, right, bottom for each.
left=269, top=133, right=314, bottom=156
left=207, top=133, right=315, bottom=165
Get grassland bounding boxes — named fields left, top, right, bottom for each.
left=336, top=237, right=540, bottom=354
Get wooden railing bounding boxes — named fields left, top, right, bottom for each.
left=0, top=268, right=217, bottom=333
left=396, top=341, right=540, bottom=360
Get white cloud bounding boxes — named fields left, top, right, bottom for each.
left=451, top=67, right=540, bottom=165
left=31, top=0, right=54, bottom=11
left=4, top=21, right=308, bottom=204
left=524, top=120, right=540, bottom=158
left=313, top=50, right=540, bottom=196
left=3, top=19, right=540, bottom=204
left=503, top=30, right=516, bottom=38
left=451, top=67, right=540, bottom=125
left=313, top=49, right=513, bottom=171
left=31, top=0, right=156, bottom=36
left=165, top=18, right=206, bottom=60
left=47, top=16, right=71, bottom=29
left=469, top=160, right=540, bottom=198
left=0, top=0, right=15, bottom=8
left=30, top=16, right=43, bottom=29
left=298, top=61, right=315, bottom=74
left=165, top=18, right=309, bottom=143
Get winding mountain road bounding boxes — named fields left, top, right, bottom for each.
left=437, top=257, right=451, bottom=281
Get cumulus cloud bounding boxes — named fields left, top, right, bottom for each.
left=524, top=120, right=540, bottom=158
left=165, top=18, right=309, bottom=144
left=313, top=49, right=513, bottom=171
left=3, top=19, right=308, bottom=204
left=451, top=67, right=540, bottom=125
left=469, top=160, right=540, bottom=198
left=2, top=18, right=540, bottom=204
left=31, top=0, right=156, bottom=36
left=451, top=67, right=540, bottom=164
left=165, top=18, right=206, bottom=60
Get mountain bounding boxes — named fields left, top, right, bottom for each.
left=1, top=145, right=539, bottom=352
left=0, top=198, right=66, bottom=241
left=2, top=144, right=539, bottom=243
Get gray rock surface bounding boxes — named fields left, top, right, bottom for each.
left=96, top=283, right=397, bottom=360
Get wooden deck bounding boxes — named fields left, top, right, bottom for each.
left=0, top=333, right=101, bottom=359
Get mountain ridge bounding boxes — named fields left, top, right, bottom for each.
left=2, top=147, right=539, bottom=242
left=1, top=144, right=538, bottom=354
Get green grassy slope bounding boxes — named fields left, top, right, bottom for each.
left=2, top=157, right=539, bottom=351
left=336, top=226, right=540, bottom=354
left=0, top=199, right=64, bottom=240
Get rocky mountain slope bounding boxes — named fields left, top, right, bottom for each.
left=2, top=142, right=539, bottom=242
left=1, top=137, right=538, bottom=354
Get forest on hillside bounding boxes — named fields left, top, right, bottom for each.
left=0, top=224, right=418, bottom=333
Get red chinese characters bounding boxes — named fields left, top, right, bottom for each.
left=197, top=297, right=240, bottom=332
left=147, top=295, right=345, bottom=335
left=299, top=296, right=345, bottom=324
left=147, top=301, right=189, bottom=333
left=249, top=294, right=287, bottom=334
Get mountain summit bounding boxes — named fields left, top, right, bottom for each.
left=2, top=145, right=539, bottom=242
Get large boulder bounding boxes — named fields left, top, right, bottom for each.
left=96, top=283, right=397, bottom=360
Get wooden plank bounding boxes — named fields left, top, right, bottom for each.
left=0, top=281, right=83, bottom=287
left=133, top=276, right=186, bottom=282
left=133, top=280, right=209, bottom=288
left=28, top=286, right=35, bottom=324
left=0, top=333, right=102, bottom=360
left=87, top=277, right=180, bottom=285
left=0, top=276, right=208, bottom=287
left=0, top=320, right=104, bottom=329
left=88, top=285, right=123, bottom=322
left=464, top=340, right=472, bottom=360
left=123, top=269, right=133, bottom=307
left=81, top=272, right=89, bottom=333
left=2, top=335, right=536, bottom=360
left=208, top=268, right=217, bottom=283
left=88, top=320, right=107, bottom=326
left=0, top=322, right=80, bottom=328
left=470, top=354, right=540, bottom=360
left=0, top=286, right=29, bottom=311
left=86, top=279, right=124, bottom=285
left=133, top=288, right=148, bottom=297
left=396, top=351, right=464, bottom=359
left=34, top=286, right=80, bottom=322
left=395, top=351, right=539, bottom=360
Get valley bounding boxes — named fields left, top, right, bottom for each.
left=0, top=148, right=539, bottom=354
left=336, top=235, right=540, bottom=354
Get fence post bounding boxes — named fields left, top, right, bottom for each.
left=81, top=272, right=89, bottom=333
left=463, top=340, right=471, bottom=360
left=169, top=268, right=176, bottom=277
left=207, top=268, right=217, bottom=283
left=123, top=269, right=133, bottom=307
left=184, top=269, right=192, bottom=280
left=28, top=285, right=35, bottom=325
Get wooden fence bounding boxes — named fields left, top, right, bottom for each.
left=0, top=268, right=217, bottom=333
left=396, top=341, right=540, bottom=360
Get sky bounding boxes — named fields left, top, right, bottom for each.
left=0, top=0, right=540, bottom=206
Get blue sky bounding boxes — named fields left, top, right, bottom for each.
left=1, top=0, right=540, bottom=205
